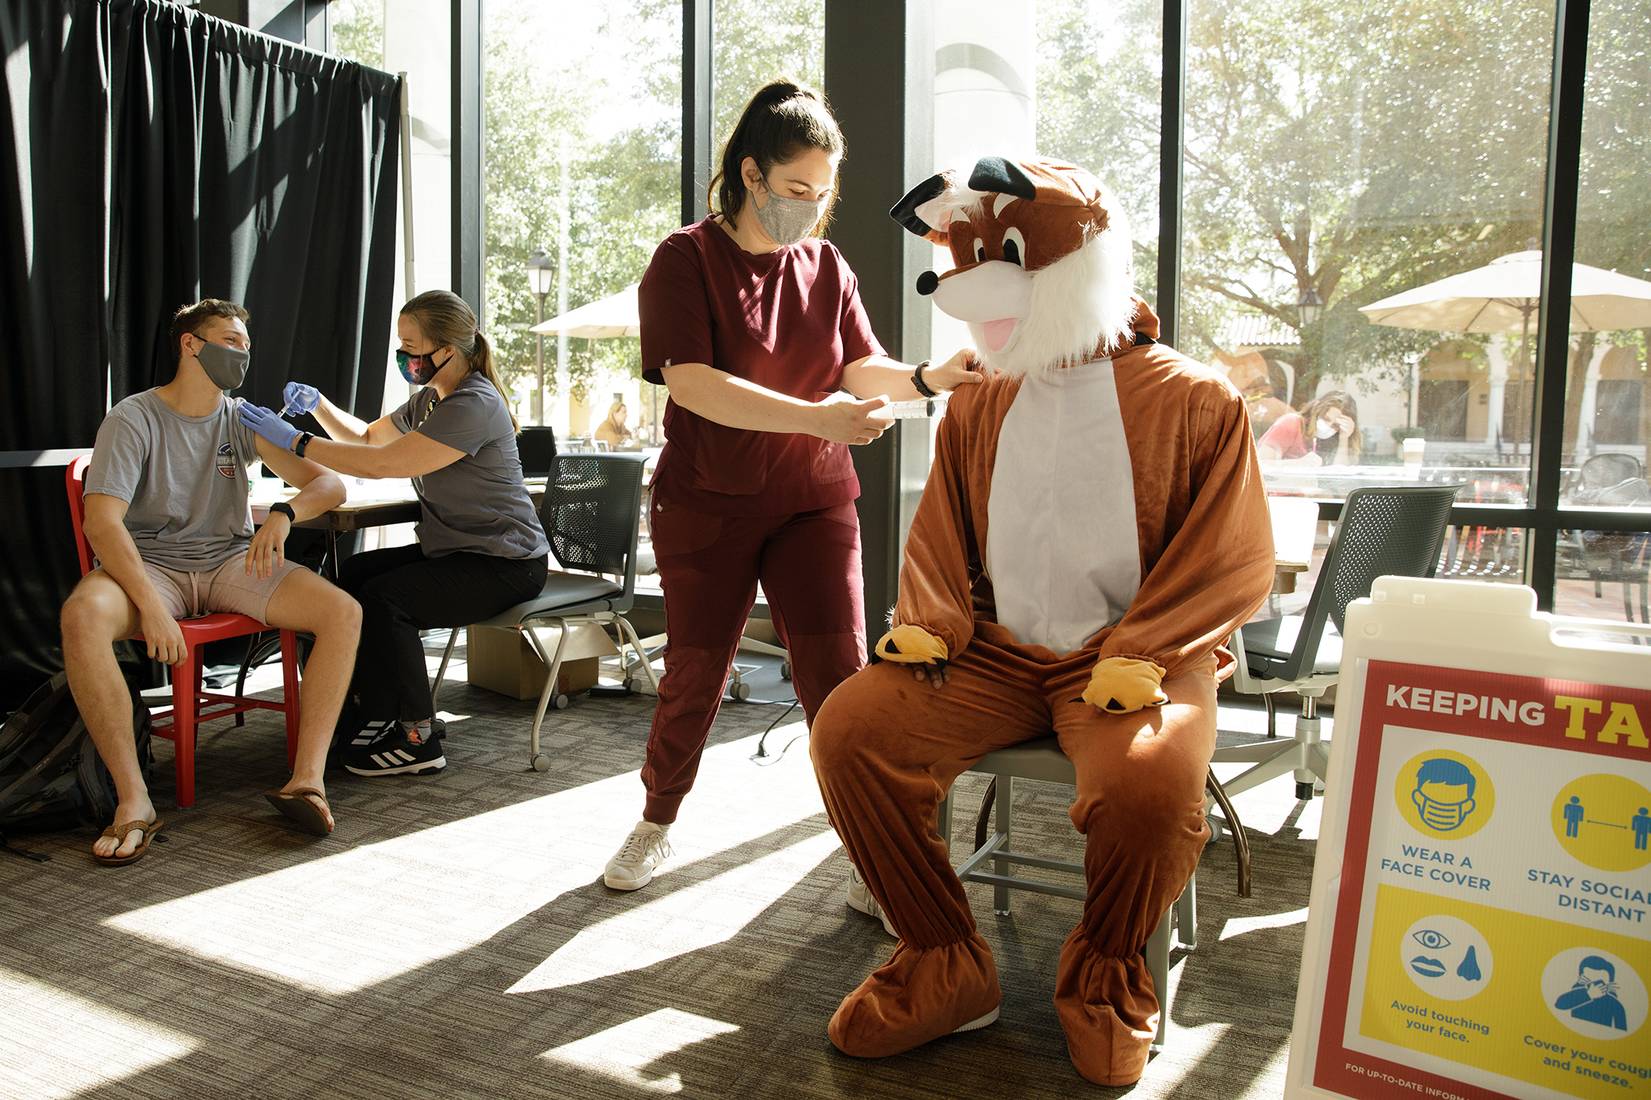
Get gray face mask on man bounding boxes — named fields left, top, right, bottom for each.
left=194, top=338, right=250, bottom=392
left=754, top=175, right=824, bottom=246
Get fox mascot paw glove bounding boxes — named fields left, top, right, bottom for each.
left=1081, top=656, right=1168, bottom=714
left=875, top=625, right=949, bottom=666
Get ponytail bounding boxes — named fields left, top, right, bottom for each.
left=469, top=331, right=518, bottom=433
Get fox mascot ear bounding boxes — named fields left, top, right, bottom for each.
left=889, top=169, right=962, bottom=246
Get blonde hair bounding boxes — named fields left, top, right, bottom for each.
left=399, top=290, right=518, bottom=432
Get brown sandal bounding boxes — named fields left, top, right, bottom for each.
left=92, top=818, right=165, bottom=867
left=264, top=787, right=334, bottom=836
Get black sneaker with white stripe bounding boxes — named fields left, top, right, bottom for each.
left=343, top=723, right=446, bottom=777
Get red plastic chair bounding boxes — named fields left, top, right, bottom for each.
left=65, top=456, right=301, bottom=808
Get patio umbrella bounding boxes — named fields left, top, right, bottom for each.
left=528, top=282, right=640, bottom=337
left=1360, top=250, right=1651, bottom=445
left=528, top=283, right=656, bottom=443
left=1359, top=250, right=1651, bottom=334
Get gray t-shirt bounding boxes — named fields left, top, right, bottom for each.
left=84, top=390, right=260, bottom=571
left=391, top=374, right=549, bottom=560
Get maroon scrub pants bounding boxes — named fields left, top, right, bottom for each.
left=641, top=495, right=866, bottom=824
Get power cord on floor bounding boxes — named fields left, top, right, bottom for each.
left=750, top=697, right=803, bottom=765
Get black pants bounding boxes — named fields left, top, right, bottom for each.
left=338, top=544, right=549, bottom=723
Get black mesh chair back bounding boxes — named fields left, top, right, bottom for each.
left=517, top=426, right=559, bottom=479
left=541, top=453, right=646, bottom=595
left=1275, top=484, right=1461, bottom=681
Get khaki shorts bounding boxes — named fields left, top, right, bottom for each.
left=141, top=556, right=304, bottom=624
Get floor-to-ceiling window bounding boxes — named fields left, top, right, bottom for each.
left=424, top=0, right=1649, bottom=619
left=1553, top=0, right=1651, bottom=621
left=1181, top=0, right=1554, bottom=487
left=1179, top=0, right=1561, bottom=603
left=477, top=1, right=681, bottom=444
left=711, top=3, right=825, bottom=145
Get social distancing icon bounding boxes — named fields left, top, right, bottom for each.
left=1550, top=774, right=1651, bottom=873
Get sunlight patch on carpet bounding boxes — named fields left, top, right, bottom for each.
left=539, top=1008, right=740, bottom=1094
left=1217, top=906, right=1309, bottom=942
left=102, top=726, right=828, bottom=996
left=0, top=965, right=198, bottom=1099
left=508, top=827, right=841, bottom=993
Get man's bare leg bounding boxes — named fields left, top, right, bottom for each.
left=61, top=573, right=153, bottom=859
left=261, top=570, right=361, bottom=830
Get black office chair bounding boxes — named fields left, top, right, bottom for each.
left=1214, top=484, right=1461, bottom=802
left=431, top=453, right=658, bottom=770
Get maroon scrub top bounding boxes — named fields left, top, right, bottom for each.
left=638, top=216, right=886, bottom=516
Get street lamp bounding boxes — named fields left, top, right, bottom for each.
left=526, top=247, right=553, bottom=425
left=1297, top=286, right=1324, bottom=328
left=1404, top=351, right=1422, bottom=431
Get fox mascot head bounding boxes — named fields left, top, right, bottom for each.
left=890, top=157, right=1137, bottom=380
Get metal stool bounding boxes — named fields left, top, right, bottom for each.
left=938, top=736, right=1197, bottom=1051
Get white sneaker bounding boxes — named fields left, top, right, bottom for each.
left=604, top=821, right=673, bottom=891
left=845, top=865, right=897, bottom=938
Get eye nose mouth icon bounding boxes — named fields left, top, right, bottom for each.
left=916, top=270, right=939, bottom=296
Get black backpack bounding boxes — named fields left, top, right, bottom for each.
left=0, top=673, right=152, bottom=859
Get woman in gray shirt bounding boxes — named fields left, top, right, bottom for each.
left=238, top=290, right=549, bottom=776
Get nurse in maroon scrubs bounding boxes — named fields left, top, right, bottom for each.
left=603, top=80, right=980, bottom=891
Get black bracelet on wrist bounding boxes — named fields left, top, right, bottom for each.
left=294, top=432, right=314, bottom=458
left=269, top=501, right=296, bottom=523
left=912, top=360, right=937, bottom=398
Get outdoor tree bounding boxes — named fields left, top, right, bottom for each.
left=481, top=1, right=677, bottom=411
left=1035, top=0, right=1648, bottom=454
left=476, top=0, right=822, bottom=413
left=332, top=0, right=1646, bottom=455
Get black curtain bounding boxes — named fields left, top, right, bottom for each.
left=0, top=0, right=402, bottom=706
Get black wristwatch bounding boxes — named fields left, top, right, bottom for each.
left=269, top=501, right=296, bottom=524
left=912, top=359, right=937, bottom=398
left=293, top=432, right=315, bottom=458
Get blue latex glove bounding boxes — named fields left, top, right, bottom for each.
left=238, top=402, right=302, bottom=452
left=282, top=381, right=320, bottom=417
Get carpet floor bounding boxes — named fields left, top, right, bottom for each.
left=0, top=645, right=1324, bottom=1099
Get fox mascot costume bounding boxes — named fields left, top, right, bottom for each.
left=809, top=157, right=1275, bottom=1085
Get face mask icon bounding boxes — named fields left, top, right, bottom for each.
left=1409, top=758, right=1480, bottom=833
left=1413, top=787, right=1476, bottom=831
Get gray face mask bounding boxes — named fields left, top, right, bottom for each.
left=754, top=178, right=824, bottom=246
left=195, top=339, right=250, bottom=392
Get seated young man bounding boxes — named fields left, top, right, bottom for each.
left=61, top=299, right=363, bottom=864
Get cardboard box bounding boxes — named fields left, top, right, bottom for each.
left=465, top=624, right=607, bottom=700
